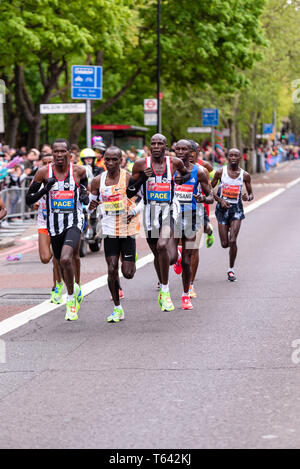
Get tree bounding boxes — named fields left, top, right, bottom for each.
left=0, top=0, right=266, bottom=147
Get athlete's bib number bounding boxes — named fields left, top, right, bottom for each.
left=221, top=184, right=240, bottom=203
left=102, top=194, right=125, bottom=215
left=147, top=182, right=171, bottom=203
left=50, top=190, right=74, bottom=213
left=175, top=184, right=193, bottom=203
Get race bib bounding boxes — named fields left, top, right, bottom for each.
left=147, top=182, right=171, bottom=203
left=175, top=184, right=193, bottom=203
left=50, top=190, right=74, bottom=213
left=102, top=194, right=125, bottom=215
left=221, top=184, right=240, bottom=203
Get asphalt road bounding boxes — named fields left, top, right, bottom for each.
left=1, top=165, right=300, bottom=449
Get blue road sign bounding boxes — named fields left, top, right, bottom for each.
left=263, top=124, right=274, bottom=135
left=72, top=65, right=102, bottom=100
left=202, top=108, right=219, bottom=127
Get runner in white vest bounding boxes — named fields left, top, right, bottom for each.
left=211, top=148, right=254, bottom=282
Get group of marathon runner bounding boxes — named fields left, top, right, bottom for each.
left=25, top=133, right=254, bottom=323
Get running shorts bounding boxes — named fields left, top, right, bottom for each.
left=215, top=202, right=245, bottom=226
left=104, top=236, right=136, bottom=262
left=50, top=226, right=81, bottom=260
left=145, top=212, right=176, bottom=246
left=38, top=228, right=49, bottom=236
left=174, top=210, right=203, bottom=240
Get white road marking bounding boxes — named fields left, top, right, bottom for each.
left=1, top=173, right=300, bottom=337
left=0, top=254, right=154, bottom=337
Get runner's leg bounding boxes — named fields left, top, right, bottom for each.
left=228, top=220, right=242, bottom=269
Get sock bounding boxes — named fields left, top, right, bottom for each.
left=177, top=249, right=182, bottom=261
left=182, top=292, right=189, bottom=298
left=56, top=281, right=63, bottom=286
left=228, top=268, right=235, bottom=273
left=67, top=294, right=74, bottom=302
left=161, top=284, right=169, bottom=293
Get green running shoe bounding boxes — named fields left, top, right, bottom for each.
left=160, top=292, right=175, bottom=312
left=107, top=306, right=124, bottom=323
left=158, top=289, right=162, bottom=308
left=51, top=282, right=64, bottom=304
left=65, top=299, right=78, bottom=321
left=206, top=226, right=214, bottom=248
left=50, top=289, right=56, bottom=304
left=74, top=282, right=83, bottom=305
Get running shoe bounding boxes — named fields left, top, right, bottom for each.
left=160, top=292, right=175, bottom=312
left=227, top=270, right=237, bottom=282
left=50, top=289, right=56, bottom=304
left=206, top=225, right=214, bottom=248
left=182, top=295, right=193, bottom=310
left=110, top=289, right=125, bottom=300
left=173, top=246, right=182, bottom=275
left=52, top=282, right=64, bottom=304
left=158, top=289, right=162, bottom=307
left=189, top=284, right=197, bottom=298
left=74, top=282, right=83, bottom=305
left=107, top=306, right=125, bottom=323
left=65, top=299, right=78, bottom=321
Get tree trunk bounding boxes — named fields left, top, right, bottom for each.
left=27, top=115, right=42, bottom=149
left=6, top=116, right=20, bottom=148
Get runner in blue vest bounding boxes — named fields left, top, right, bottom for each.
left=173, top=140, right=213, bottom=309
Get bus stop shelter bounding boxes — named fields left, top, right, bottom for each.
left=91, top=125, right=149, bottom=151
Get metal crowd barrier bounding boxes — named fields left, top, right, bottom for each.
left=0, top=177, right=37, bottom=221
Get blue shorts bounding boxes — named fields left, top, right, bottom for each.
left=215, top=203, right=245, bottom=226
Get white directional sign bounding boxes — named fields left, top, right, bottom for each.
left=40, top=103, right=86, bottom=114
left=187, top=127, right=212, bottom=133
left=144, top=113, right=157, bottom=126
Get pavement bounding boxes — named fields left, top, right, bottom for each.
left=0, top=160, right=300, bottom=448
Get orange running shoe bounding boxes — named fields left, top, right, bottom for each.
left=182, top=295, right=193, bottom=310
left=189, top=284, right=197, bottom=298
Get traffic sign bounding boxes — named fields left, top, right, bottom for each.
left=187, top=127, right=212, bottom=133
left=40, top=103, right=86, bottom=114
left=144, top=99, right=158, bottom=112
left=202, top=108, right=219, bottom=127
left=71, top=65, right=102, bottom=100
left=263, top=124, right=274, bottom=135
left=144, top=113, right=157, bottom=126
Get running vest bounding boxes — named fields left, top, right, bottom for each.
left=175, top=164, right=199, bottom=212
left=143, top=156, right=178, bottom=230
left=37, top=185, right=47, bottom=230
left=218, top=166, right=244, bottom=205
left=99, top=169, right=140, bottom=237
left=46, top=163, right=83, bottom=236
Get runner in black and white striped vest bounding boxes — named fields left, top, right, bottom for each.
left=46, top=162, right=83, bottom=237
left=127, top=133, right=188, bottom=313
left=26, top=138, right=89, bottom=322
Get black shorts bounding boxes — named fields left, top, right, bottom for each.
left=50, top=226, right=81, bottom=260
left=104, top=236, right=136, bottom=262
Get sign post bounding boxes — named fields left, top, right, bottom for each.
left=144, top=99, right=158, bottom=126
left=71, top=66, right=103, bottom=147
left=202, top=108, right=219, bottom=164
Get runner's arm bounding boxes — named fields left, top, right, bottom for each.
left=242, top=172, right=254, bottom=202
left=193, top=169, right=214, bottom=204
left=25, top=168, right=55, bottom=206
left=126, top=159, right=151, bottom=198
left=88, top=176, right=100, bottom=213
left=0, top=196, right=7, bottom=220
